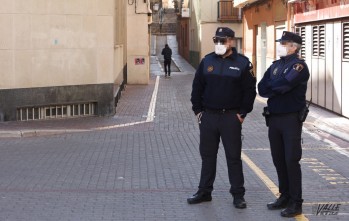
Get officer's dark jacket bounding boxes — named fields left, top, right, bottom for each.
left=162, top=46, right=172, bottom=60
left=258, top=53, right=310, bottom=114
left=191, top=48, right=257, bottom=116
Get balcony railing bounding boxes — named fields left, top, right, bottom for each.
left=218, top=0, right=242, bottom=22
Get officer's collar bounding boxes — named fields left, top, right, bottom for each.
left=230, top=47, right=238, bottom=59
left=280, top=53, right=298, bottom=62
left=216, top=47, right=238, bottom=59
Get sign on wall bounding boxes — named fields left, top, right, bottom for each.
left=135, top=57, right=145, bottom=65
left=181, top=8, right=190, bottom=17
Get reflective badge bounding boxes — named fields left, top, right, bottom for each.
left=207, top=65, right=214, bottom=72
left=293, top=63, right=304, bottom=72
left=273, top=67, right=278, bottom=75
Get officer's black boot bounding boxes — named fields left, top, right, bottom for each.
left=267, top=195, right=289, bottom=210
left=233, top=196, right=247, bottom=209
left=280, top=202, right=302, bottom=217
left=187, top=191, right=212, bottom=204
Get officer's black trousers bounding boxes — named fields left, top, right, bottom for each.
left=268, top=113, right=303, bottom=204
left=198, top=111, right=245, bottom=197
left=164, top=59, right=171, bottom=75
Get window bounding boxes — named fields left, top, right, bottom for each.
left=312, top=25, right=325, bottom=58
left=343, top=22, right=349, bottom=60
left=217, top=0, right=242, bottom=22
left=296, top=26, right=306, bottom=58
left=17, top=102, right=96, bottom=121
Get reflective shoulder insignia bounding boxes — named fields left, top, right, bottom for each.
left=207, top=65, right=214, bottom=72
left=293, top=63, right=304, bottom=72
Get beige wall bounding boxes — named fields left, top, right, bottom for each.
left=200, top=0, right=218, bottom=22
left=126, top=1, right=150, bottom=84
left=189, top=0, right=243, bottom=60
left=242, top=0, right=288, bottom=81
left=0, top=0, right=124, bottom=90
left=115, top=0, right=127, bottom=86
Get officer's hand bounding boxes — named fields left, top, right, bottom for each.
left=237, top=114, right=244, bottom=124
left=196, top=112, right=203, bottom=124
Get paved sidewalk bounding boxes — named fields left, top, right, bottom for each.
left=0, top=35, right=348, bottom=221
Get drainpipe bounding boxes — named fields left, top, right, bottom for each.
left=287, top=1, right=295, bottom=32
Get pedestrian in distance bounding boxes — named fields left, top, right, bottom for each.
left=161, top=44, right=172, bottom=78
left=258, top=31, right=310, bottom=217
left=188, top=27, right=257, bottom=209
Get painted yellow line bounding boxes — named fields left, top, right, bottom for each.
left=241, top=152, right=309, bottom=221
left=241, top=152, right=279, bottom=196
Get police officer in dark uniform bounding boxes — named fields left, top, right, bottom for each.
left=258, top=31, right=310, bottom=217
left=188, top=27, right=256, bottom=209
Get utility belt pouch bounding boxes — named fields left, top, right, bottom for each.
left=262, top=106, right=270, bottom=127
left=298, top=105, right=309, bottom=123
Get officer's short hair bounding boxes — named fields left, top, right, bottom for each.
left=291, top=42, right=301, bottom=53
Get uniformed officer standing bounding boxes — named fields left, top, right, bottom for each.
left=258, top=31, right=310, bottom=217
left=188, top=27, right=256, bottom=209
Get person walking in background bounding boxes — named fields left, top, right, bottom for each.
left=161, top=44, right=172, bottom=78
left=188, top=27, right=256, bottom=209
left=258, top=31, right=310, bottom=217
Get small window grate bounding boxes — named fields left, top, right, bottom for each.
left=343, top=22, right=349, bottom=60
left=17, top=102, right=96, bottom=121
left=312, top=25, right=325, bottom=58
left=296, top=26, right=306, bottom=58
left=319, top=25, right=325, bottom=57
left=312, top=26, right=319, bottom=57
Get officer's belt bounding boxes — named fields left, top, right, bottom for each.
left=204, top=108, right=238, bottom=114
left=270, top=112, right=298, bottom=117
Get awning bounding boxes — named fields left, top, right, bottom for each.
left=233, top=0, right=260, bottom=8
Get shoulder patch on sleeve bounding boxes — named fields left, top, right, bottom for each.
left=293, top=63, right=304, bottom=72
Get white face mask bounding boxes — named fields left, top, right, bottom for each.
left=276, top=44, right=288, bottom=57
left=215, top=43, right=227, bottom=55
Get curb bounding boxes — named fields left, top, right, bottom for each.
left=315, top=124, right=349, bottom=143
left=0, top=129, right=89, bottom=138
